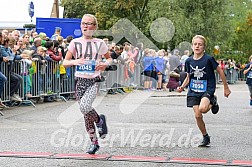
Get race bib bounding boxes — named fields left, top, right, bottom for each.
left=76, top=60, right=96, bottom=75
left=190, top=79, right=207, bottom=92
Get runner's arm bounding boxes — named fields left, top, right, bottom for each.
left=63, top=50, right=85, bottom=68
left=96, top=52, right=112, bottom=71
left=177, top=73, right=190, bottom=92
left=216, top=66, right=231, bottom=97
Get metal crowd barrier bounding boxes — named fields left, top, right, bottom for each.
left=0, top=60, right=143, bottom=110
left=0, top=61, right=34, bottom=108
left=100, top=63, right=142, bottom=93
left=6, top=59, right=247, bottom=110
left=216, top=68, right=242, bottom=84
left=1, top=60, right=68, bottom=109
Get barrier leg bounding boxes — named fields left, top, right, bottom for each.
left=21, top=99, right=36, bottom=108
left=57, top=95, right=67, bottom=102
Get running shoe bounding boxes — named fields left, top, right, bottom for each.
left=86, top=144, right=100, bottom=154
left=198, top=135, right=210, bottom=147
left=211, top=95, right=219, bottom=114
left=96, top=114, right=108, bottom=139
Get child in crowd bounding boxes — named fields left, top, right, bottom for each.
left=32, top=46, right=50, bottom=94
left=21, top=50, right=33, bottom=97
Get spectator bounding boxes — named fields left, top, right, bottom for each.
left=169, top=49, right=180, bottom=72
left=1, top=37, right=24, bottom=102
left=51, top=27, right=61, bottom=40
left=39, top=32, right=47, bottom=47
left=15, top=37, right=25, bottom=55
left=30, top=37, right=42, bottom=54
left=20, top=50, right=33, bottom=97
left=243, top=55, right=252, bottom=105
left=0, top=44, right=8, bottom=108
left=167, top=68, right=180, bottom=92
left=44, top=41, right=62, bottom=61
left=155, top=50, right=166, bottom=90
left=110, top=46, right=121, bottom=60
left=1, top=29, right=8, bottom=38
left=32, top=46, right=50, bottom=93
left=29, top=31, right=38, bottom=45
left=22, top=33, right=32, bottom=50
left=142, top=48, right=154, bottom=90
left=56, top=36, right=65, bottom=58
left=180, top=50, right=190, bottom=71
left=11, top=30, right=20, bottom=42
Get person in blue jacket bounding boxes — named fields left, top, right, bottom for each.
left=0, top=37, right=27, bottom=102
left=154, top=50, right=165, bottom=90
left=0, top=55, right=8, bottom=109
left=0, top=33, right=9, bottom=108
left=142, top=49, right=155, bottom=90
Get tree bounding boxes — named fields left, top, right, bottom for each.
left=23, top=24, right=36, bottom=29
left=60, top=0, right=251, bottom=58
left=235, top=12, right=252, bottom=55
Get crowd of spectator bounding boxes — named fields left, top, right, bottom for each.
left=0, top=28, right=73, bottom=108
left=0, top=28, right=247, bottom=109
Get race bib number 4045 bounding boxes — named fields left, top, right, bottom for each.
left=190, top=79, right=207, bottom=92
left=76, top=60, right=96, bottom=75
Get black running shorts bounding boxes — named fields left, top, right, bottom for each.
left=187, top=92, right=215, bottom=107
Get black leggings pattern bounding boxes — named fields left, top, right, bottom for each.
left=75, top=77, right=100, bottom=143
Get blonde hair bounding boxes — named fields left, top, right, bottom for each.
left=39, top=32, right=47, bottom=39
left=83, top=14, right=98, bottom=29
left=57, top=35, right=63, bottom=41
left=157, top=50, right=164, bottom=56
left=192, top=35, right=207, bottom=48
left=11, top=30, right=20, bottom=36
left=249, top=55, right=252, bottom=61
left=144, top=48, right=150, bottom=55
left=114, top=46, right=120, bottom=51
left=22, top=50, right=33, bottom=57
left=37, top=46, right=47, bottom=52
left=149, top=49, right=156, bottom=56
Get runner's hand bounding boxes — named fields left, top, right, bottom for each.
left=95, top=62, right=108, bottom=71
left=73, top=58, right=88, bottom=66
left=224, top=87, right=231, bottom=98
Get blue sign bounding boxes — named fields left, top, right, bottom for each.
left=28, top=1, right=34, bottom=18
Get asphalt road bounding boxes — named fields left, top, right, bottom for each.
left=0, top=81, right=251, bottom=167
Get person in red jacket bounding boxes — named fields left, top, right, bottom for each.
left=44, top=40, right=62, bottom=61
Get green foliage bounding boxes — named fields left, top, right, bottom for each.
left=60, top=0, right=252, bottom=63
left=233, top=12, right=252, bottom=56
left=23, top=24, right=36, bottom=28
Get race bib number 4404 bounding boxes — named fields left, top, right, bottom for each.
left=190, top=79, right=207, bottom=92
left=76, top=60, right=96, bottom=75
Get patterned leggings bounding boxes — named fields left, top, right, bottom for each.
left=75, top=77, right=100, bottom=143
